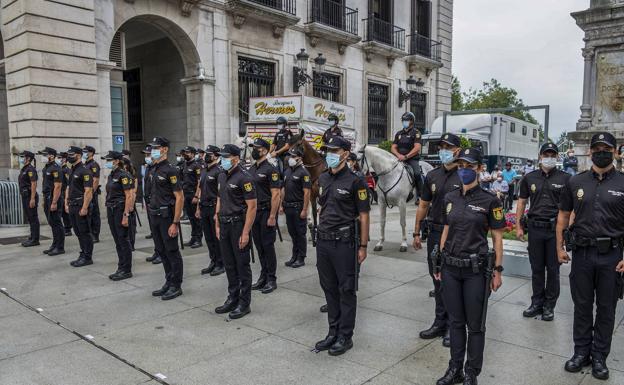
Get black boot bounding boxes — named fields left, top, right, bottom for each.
left=229, top=304, right=250, bottom=319
left=463, top=370, right=478, bottom=385
left=146, top=253, right=157, bottom=262
left=71, top=258, right=92, bottom=267
left=291, top=258, right=305, bottom=268
left=564, top=354, right=591, bottom=373
left=21, top=239, right=40, bottom=247
left=328, top=336, right=353, bottom=356
left=442, top=329, right=451, bottom=347
left=110, top=271, right=133, bottom=281
left=541, top=306, right=554, bottom=322
left=314, top=335, right=336, bottom=351
left=261, top=281, right=277, bottom=294
left=201, top=261, right=216, bottom=275
left=592, top=358, right=609, bottom=380
left=152, top=256, right=162, bottom=264
left=523, top=304, right=543, bottom=318
left=161, top=286, right=183, bottom=300
left=251, top=276, right=267, bottom=290
left=419, top=324, right=446, bottom=339
left=47, top=248, right=65, bottom=256
left=210, top=265, right=225, bottom=276
left=284, top=256, right=297, bottom=267
left=189, top=240, right=202, bottom=249
left=215, top=298, right=238, bottom=314
left=436, top=365, right=464, bottom=385
left=152, top=283, right=170, bottom=297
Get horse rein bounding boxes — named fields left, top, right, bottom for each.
left=358, top=147, right=408, bottom=209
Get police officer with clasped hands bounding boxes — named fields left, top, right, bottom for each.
left=83, top=146, right=101, bottom=243
left=39, top=147, right=65, bottom=255
left=65, top=146, right=94, bottom=267
left=282, top=148, right=311, bottom=268
left=181, top=146, right=203, bottom=248
left=18, top=150, right=40, bottom=247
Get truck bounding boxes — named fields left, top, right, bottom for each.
left=420, top=113, right=541, bottom=171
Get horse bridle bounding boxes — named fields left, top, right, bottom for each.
left=358, top=144, right=407, bottom=209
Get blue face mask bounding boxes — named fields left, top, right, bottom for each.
left=18, top=157, right=24, bottom=166
left=439, top=149, right=455, bottom=165
left=104, top=161, right=113, bottom=169
left=82, top=153, right=88, bottom=162
left=402, top=121, right=410, bottom=129
left=326, top=153, right=341, bottom=168
left=221, top=157, right=233, bottom=171
left=55, top=158, right=63, bottom=166
left=457, top=168, right=477, bottom=185
left=151, top=149, right=161, bottom=160
left=144, top=156, right=153, bottom=166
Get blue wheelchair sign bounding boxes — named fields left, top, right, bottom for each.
left=113, top=135, right=124, bottom=145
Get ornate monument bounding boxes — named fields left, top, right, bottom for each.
left=570, top=0, right=624, bottom=168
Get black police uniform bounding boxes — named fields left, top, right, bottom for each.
left=67, top=161, right=94, bottom=262
left=217, top=163, right=256, bottom=309
left=519, top=167, right=569, bottom=312
left=249, top=158, right=281, bottom=287
left=123, top=158, right=139, bottom=250
left=322, top=126, right=343, bottom=144
left=148, top=160, right=184, bottom=289
left=42, top=158, right=64, bottom=251
left=421, top=164, right=461, bottom=331
left=143, top=161, right=161, bottom=263
left=317, top=165, right=370, bottom=340
left=393, top=127, right=422, bottom=191
left=199, top=161, right=223, bottom=271
left=61, top=162, right=73, bottom=234
left=283, top=163, right=311, bottom=264
left=85, top=158, right=101, bottom=241
left=273, top=128, right=292, bottom=174
left=560, top=167, right=624, bottom=363
left=106, top=166, right=134, bottom=273
left=18, top=161, right=39, bottom=242
left=182, top=158, right=202, bottom=244
left=441, top=186, right=505, bottom=376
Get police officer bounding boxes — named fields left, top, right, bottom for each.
left=147, top=137, right=185, bottom=300
left=314, top=136, right=370, bottom=356
left=412, top=133, right=462, bottom=348
left=391, top=112, right=422, bottom=197
left=196, top=145, right=225, bottom=276
left=39, top=147, right=65, bottom=255
left=65, top=146, right=94, bottom=267
left=17, top=151, right=40, bottom=247
left=282, top=148, right=311, bottom=268
left=270, top=116, right=292, bottom=175
left=196, top=148, right=207, bottom=169
left=214, top=144, right=257, bottom=319
left=82, top=146, right=101, bottom=243
left=123, top=157, right=139, bottom=251
left=102, top=151, right=135, bottom=281
left=557, top=132, right=624, bottom=381
left=346, top=153, right=364, bottom=178
left=516, top=142, right=570, bottom=321
left=58, top=152, right=73, bottom=236
left=248, top=138, right=281, bottom=294
left=142, top=145, right=162, bottom=265
left=321, top=113, right=344, bottom=145
left=435, top=148, right=505, bottom=385
left=181, top=146, right=203, bottom=248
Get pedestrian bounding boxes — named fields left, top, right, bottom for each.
left=147, top=137, right=185, bottom=300
left=141, top=145, right=162, bottom=265
left=83, top=146, right=101, bottom=243
left=435, top=147, right=505, bottom=385
left=413, top=133, right=462, bottom=348
left=58, top=152, right=73, bottom=236
left=196, top=145, right=225, bottom=276
left=39, top=147, right=65, bottom=255
left=490, top=175, right=509, bottom=202
left=102, top=151, right=135, bottom=281
left=17, top=150, right=40, bottom=247
left=269, top=116, right=292, bottom=175
left=214, top=144, right=257, bottom=319
left=282, top=147, right=311, bottom=268
left=181, top=146, right=203, bottom=248
left=522, top=159, right=536, bottom=175
left=563, top=149, right=578, bottom=176
left=516, top=143, right=570, bottom=321
left=501, top=162, right=517, bottom=211
left=314, top=136, right=370, bottom=356
left=248, top=138, right=281, bottom=294
left=64, top=146, right=94, bottom=267
left=557, top=132, right=624, bottom=381
left=478, top=164, right=491, bottom=191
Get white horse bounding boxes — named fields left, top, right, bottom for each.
left=358, top=145, right=432, bottom=252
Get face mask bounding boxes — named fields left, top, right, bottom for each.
left=104, top=161, right=113, bottom=169
left=541, top=157, right=557, bottom=170
left=55, top=158, right=63, bottom=166
left=326, top=152, right=342, bottom=168
left=18, top=157, right=24, bottom=165
left=194, top=154, right=200, bottom=160
left=251, top=149, right=261, bottom=160
left=278, top=124, right=285, bottom=130
left=144, top=156, right=153, bottom=166
left=457, top=168, right=477, bottom=185
left=67, top=155, right=77, bottom=163
left=221, top=157, right=233, bottom=171
left=288, top=158, right=298, bottom=167
left=402, top=121, right=410, bottom=129
left=439, top=149, right=455, bottom=165
left=151, top=149, right=161, bottom=160
left=82, top=153, right=88, bottom=161
left=176, top=156, right=183, bottom=163
left=592, top=151, right=614, bottom=168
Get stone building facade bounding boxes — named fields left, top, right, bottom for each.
left=0, top=0, right=453, bottom=176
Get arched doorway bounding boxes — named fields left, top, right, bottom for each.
left=0, top=36, right=9, bottom=179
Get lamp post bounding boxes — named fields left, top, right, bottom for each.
left=399, top=75, right=420, bottom=107
left=293, top=48, right=312, bottom=92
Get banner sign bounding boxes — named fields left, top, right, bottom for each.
left=301, top=96, right=354, bottom=129
left=249, top=96, right=301, bottom=122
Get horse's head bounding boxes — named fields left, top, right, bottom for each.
left=234, top=136, right=252, bottom=164
left=354, top=143, right=370, bottom=174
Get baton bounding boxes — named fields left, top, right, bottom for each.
left=249, top=231, right=255, bottom=263
left=480, top=251, right=495, bottom=332
left=133, top=204, right=142, bottom=227
left=276, top=215, right=283, bottom=242
left=177, top=222, right=184, bottom=250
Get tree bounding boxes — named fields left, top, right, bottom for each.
left=451, top=76, right=463, bottom=111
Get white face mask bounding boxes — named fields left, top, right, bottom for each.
left=176, top=156, right=183, bottom=163
left=288, top=157, right=298, bottom=167
left=541, top=157, right=557, bottom=170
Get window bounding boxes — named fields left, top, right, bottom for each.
left=367, top=82, right=389, bottom=144
left=238, top=57, right=275, bottom=135
left=123, top=68, right=142, bottom=142
left=522, top=125, right=527, bottom=136
left=110, top=85, right=125, bottom=152
left=313, top=71, right=341, bottom=102
left=510, top=122, right=515, bottom=133
left=533, top=128, right=537, bottom=138
left=410, top=92, right=427, bottom=133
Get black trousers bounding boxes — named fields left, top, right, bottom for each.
left=43, top=195, right=64, bottom=250
left=61, top=195, right=71, bottom=232
left=252, top=208, right=277, bottom=282
left=571, top=246, right=622, bottom=360
left=317, top=238, right=357, bottom=338
left=284, top=205, right=307, bottom=260
left=200, top=204, right=222, bottom=267
left=504, top=184, right=515, bottom=211
left=184, top=194, right=202, bottom=241
left=69, top=204, right=93, bottom=259
left=107, top=206, right=132, bottom=272
left=442, top=265, right=487, bottom=375
left=89, top=193, right=101, bottom=238
left=405, top=158, right=423, bottom=198
left=21, top=192, right=40, bottom=241
left=149, top=212, right=183, bottom=287
left=219, top=220, right=252, bottom=308
left=527, top=223, right=559, bottom=309
left=128, top=211, right=137, bottom=249
left=427, top=229, right=447, bottom=327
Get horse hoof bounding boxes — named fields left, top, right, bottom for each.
left=373, top=246, right=383, bottom=252
left=399, top=246, right=407, bottom=252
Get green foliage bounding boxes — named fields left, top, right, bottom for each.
left=451, top=76, right=463, bottom=111
left=459, top=136, right=471, bottom=149
left=378, top=140, right=393, bottom=153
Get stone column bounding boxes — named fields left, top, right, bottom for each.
left=577, top=47, right=595, bottom=130
left=181, top=76, right=216, bottom=148
left=96, top=60, right=116, bottom=155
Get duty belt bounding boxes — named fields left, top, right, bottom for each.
left=257, top=202, right=271, bottom=211
left=444, top=253, right=487, bottom=273
left=528, top=218, right=556, bottom=230
left=105, top=201, right=125, bottom=209
left=283, top=201, right=303, bottom=208
left=68, top=197, right=84, bottom=206
left=573, top=234, right=622, bottom=250
left=219, top=214, right=243, bottom=223
left=318, top=226, right=354, bottom=242
left=200, top=200, right=217, bottom=207
left=427, top=222, right=445, bottom=232
left=148, top=206, right=172, bottom=217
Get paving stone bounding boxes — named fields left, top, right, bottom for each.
left=282, top=271, right=405, bottom=300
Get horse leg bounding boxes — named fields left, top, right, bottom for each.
left=399, top=200, right=408, bottom=252
left=374, top=197, right=386, bottom=252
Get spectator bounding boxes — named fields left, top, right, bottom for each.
left=501, top=162, right=517, bottom=211
left=491, top=175, right=509, bottom=203
left=479, top=164, right=492, bottom=190
left=521, top=159, right=535, bottom=175
left=616, top=144, right=624, bottom=171
left=563, top=149, right=578, bottom=175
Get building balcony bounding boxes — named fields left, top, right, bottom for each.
left=406, top=33, right=443, bottom=73
left=226, top=0, right=300, bottom=38
left=304, top=0, right=361, bottom=54
left=361, top=16, right=407, bottom=66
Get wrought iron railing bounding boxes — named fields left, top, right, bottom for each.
left=408, top=33, right=442, bottom=62
left=362, top=16, right=405, bottom=51
left=247, top=0, right=296, bottom=15
left=309, top=0, right=358, bottom=35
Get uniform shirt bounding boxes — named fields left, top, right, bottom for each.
left=217, top=164, right=256, bottom=216
left=199, top=162, right=222, bottom=205
left=85, top=159, right=101, bottom=179
left=318, top=166, right=370, bottom=232
left=283, top=164, right=312, bottom=203
left=248, top=159, right=281, bottom=205
left=148, top=160, right=182, bottom=209
left=393, top=127, right=421, bottom=157
left=67, top=162, right=93, bottom=200
left=61, top=165, right=71, bottom=195
left=322, top=126, right=343, bottom=144
left=519, top=168, right=570, bottom=220
left=182, top=159, right=201, bottom=195
left=443, top=186, right=505, bottom=257
left=18, top=164, right=38, bottom=192
left=42, top=161, right=62, bottom=196
left=273, top=129, right=293, bottom=154
left=559, top=168, right=624, bottom=239
left=105, top=167, right=133, bottom=207
left=421, top=165, right=461, bottom=225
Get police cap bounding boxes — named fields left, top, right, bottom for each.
left=456, top=148, right=482, bottom=164
left=321, top=136, right=351, bottom=151
left=38, top=147, right=57, bottom=156
left=205, top=145, right=221, bottom=155
left=18, top=150, right=35, bottom=158
left=219, top=144, right=241, bottom=157
left=540, top=142, right=559, bottom=155
left=288, top=148, right=304, bottom=157
left=438, top=133, right=461, bottom=148
left=101, top=150, right=124, bottom=161
left=590, top=132, right=616, bottom=149
left=249, top=138, right=270, bottom=149
left=83, top=145, right=96, bottom=153
left=67, top=146, right=83, bottom=155
left=149, top=137, right=170, bottom=148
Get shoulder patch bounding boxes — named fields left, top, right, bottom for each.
left=121, top=177, right=129, bottom=185
left=358, top=189, right=367, bottom=201
left=28, top=171, right=33, bottom=177
left=431, top=183, right=436, bottom=193
left=244, top=182, right=253, bottom=192
left=272, top=173, right=279, bottom=181
left=577, top=188, right=584, bottom=200
left=170, top=175, right=177, bottom=184
left=492, top=207, right=504, bottom=221
left=196, top=168, right=201, bottom=175
left=530, top=184, right=536, bottom=193
left=92, top=167, right=97, bottom=173
left=83, top=174, right=90, bottom=182
left=303, top=175, right=310, bottom=182
left=446, top=202, right=452, bottom=214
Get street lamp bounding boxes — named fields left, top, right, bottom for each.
left=293, top=48, right=313, bottom=92
left=314, top=53, right=326, bottom=74
left=399, top=76, right=421, bottom=107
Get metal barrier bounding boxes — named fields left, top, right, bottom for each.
left=0, top=181, right=23, bottom=225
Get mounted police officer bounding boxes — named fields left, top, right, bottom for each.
left=248, top=138, right=281, bottom=294
left=435, top=148, right=505, bottom=385
left=65, top=146, right=94, bottom=267
left=142, top=145, right=161, bottom=265
left=181, top=146, right=203, bottom=248
left=413, top=133, right=462, bottom=348
left=557, top=132, right=624, bottom=381
left=214, top=144, right=257, bottom=319
left=282, top=147, right=311, bottom=268
left=391, top=112, right=422, bottom=198
left=321, top=113, right=344, bottom=145
left=58, top=152, right=73, bottom=236
left=18, top=150, right=40, bottom=247
left=147, top=137, right=185, bottom=301
left=196, top=145, right=225, bottom=276
left=39, top=147, right=64, bottom=255
left=270, top=116, right=292, bottom=175
left=314, top=136, right=370, bottom=356
left=83, top=145, right=101, bottom=243
left=516, top=142, right=570, bottom=322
